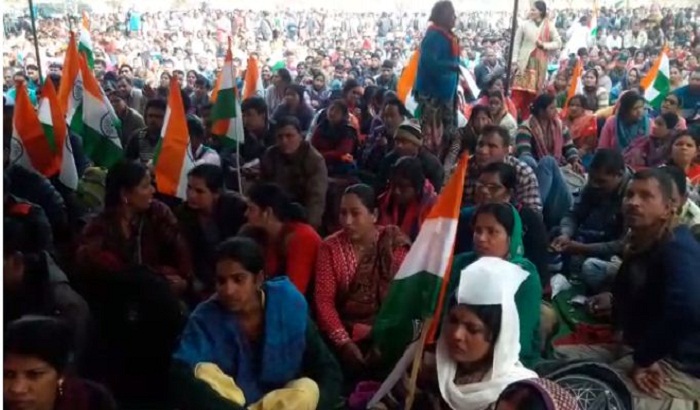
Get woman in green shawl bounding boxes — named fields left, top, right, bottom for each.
left=447, top=202, right=543, bottom=369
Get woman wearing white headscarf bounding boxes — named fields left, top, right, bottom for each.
left=437, top=257, right=538, bottom=410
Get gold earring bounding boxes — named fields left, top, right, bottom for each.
left=58, top=378, right=64, bottom=397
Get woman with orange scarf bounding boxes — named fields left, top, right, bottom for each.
left=564, top=95, right=598, bottom=169
left=511, top=1, right=562, bottom=119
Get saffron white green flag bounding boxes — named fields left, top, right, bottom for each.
left=211, top=42, right=244, bottom=146
left=368, top=155, right=469, bottom=407
left=74, top=56, right=123, bottom=167
left=38, top=81, right=78, bottom=189
left=79, top=11, right=94, bottom=69
left=642, top=46, right=670, bottom=110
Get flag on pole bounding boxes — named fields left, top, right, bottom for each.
left=78, top=56, right=123, bottom=168
left=210, top=40, right=244, bottom=147
left=370, top=155, right=468, bottom=400
left=243, top=55, right=264, bottom=100
left=589, top=0, right=599, bottom=40
left=11, top=82, right=60, bottom=177
left=565, top=58, right=584, bottom=106
left=397, top=50, right=419, bottom=116
left=79, top=11, right=94, bottom=69
left=58, top=31, right=80, bottom=114
left=154, top=77, right=195, bottom=199
left=641, top=45, right=670, bottom=110
left=38, top=80, right=78, bottom=190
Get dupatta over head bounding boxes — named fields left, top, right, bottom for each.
left=436, top=257, right=537, bottom=410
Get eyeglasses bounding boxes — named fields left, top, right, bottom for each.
left=475, top=181, right=505, bottom=193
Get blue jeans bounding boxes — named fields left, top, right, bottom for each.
left=521, top=156, right=573, bottom=228
left=580, top=257, right=620, bottom=294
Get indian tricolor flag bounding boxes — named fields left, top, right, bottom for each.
left=642, top=46, right=670, bottom=110
left=243, top=55, right=264, bottom=100
left=590, top=0, right=599, bottom=40
left=397, top=50, right=419, bottom=116
left=154, top=77, right=195, bottom=199
left=79, top=11, right=94, bottom=69
left=11, top=81, right=60, bottom=178
left=561, top=57, right=583, bottom=118
left=78, top=55, right=123, bottom=167
left=369, top=154, right=468, bottom=406
left=38, top=80, right=78, bottom=190
left=210, top=41, right=244, bottom=146
left=58, top=31, right=80, bottom=114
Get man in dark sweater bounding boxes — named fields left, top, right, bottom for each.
left=588, top=168, right=700, bottom=404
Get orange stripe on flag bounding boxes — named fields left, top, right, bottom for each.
left=155, top=77, right=190, bottom=197
left=42, top=80, right=68, bottom=170
left=243, top=55, right=260, bottom=100
left=78, top=54, right=101, bottom=98
left=641, top=45, right=668, bottom=91
left=58, top=32, right=79, bottom=114
left=425, top=154, right=469, bottom=342
left=397, top=51, right=419, bottom=104
left=14, top=82, right=59, bottom=177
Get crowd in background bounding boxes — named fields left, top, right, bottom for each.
left=3, top=1, right=700, bottom=410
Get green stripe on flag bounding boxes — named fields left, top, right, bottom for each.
left=210, top=88, right=238, bottom=121
left=372, top=271, right=442, bottom=368
left=649, top=73, right=670, bottom=110
left=82, top=125, right=124, bottom=168
left=41, top=124, right=58, bottom=153
left=79, top=45, right=94, bottom=70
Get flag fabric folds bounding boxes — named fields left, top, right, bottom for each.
left=79, top=11, right=94, bottom=69
left=210, top=42, right=244, bottom=147
left=641, top=46, right=670, bottom=110
left=397, top=50, right=420, bottom=116
left=243, top=55, right=264, bottom=100
left=371, top=154, right=469, bottom=375
left=154, top=77, right=195, bottom=200
left=11, top=81, right=60, bottom=177
left=77, top=55, right=123, bottom=168
left=38, top=81, right=78, bottom=190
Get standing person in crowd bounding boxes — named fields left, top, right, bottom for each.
left=260, top=116, right=328, bottom=228
left=511, top=1, right=562, bottom=119
left=414, top=1, right=461, bottom=164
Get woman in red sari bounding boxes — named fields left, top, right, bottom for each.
left=511, top=1, right=562, bottom=119
left=314, top=184, right=410, bottom=377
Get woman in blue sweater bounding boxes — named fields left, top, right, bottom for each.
left=414, top=1, right=461, bottom=160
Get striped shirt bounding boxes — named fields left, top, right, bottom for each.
left=463, top=155, right=543, bottom=213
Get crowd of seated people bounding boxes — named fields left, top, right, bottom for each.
left=5, top=4, right=700, bottom=410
